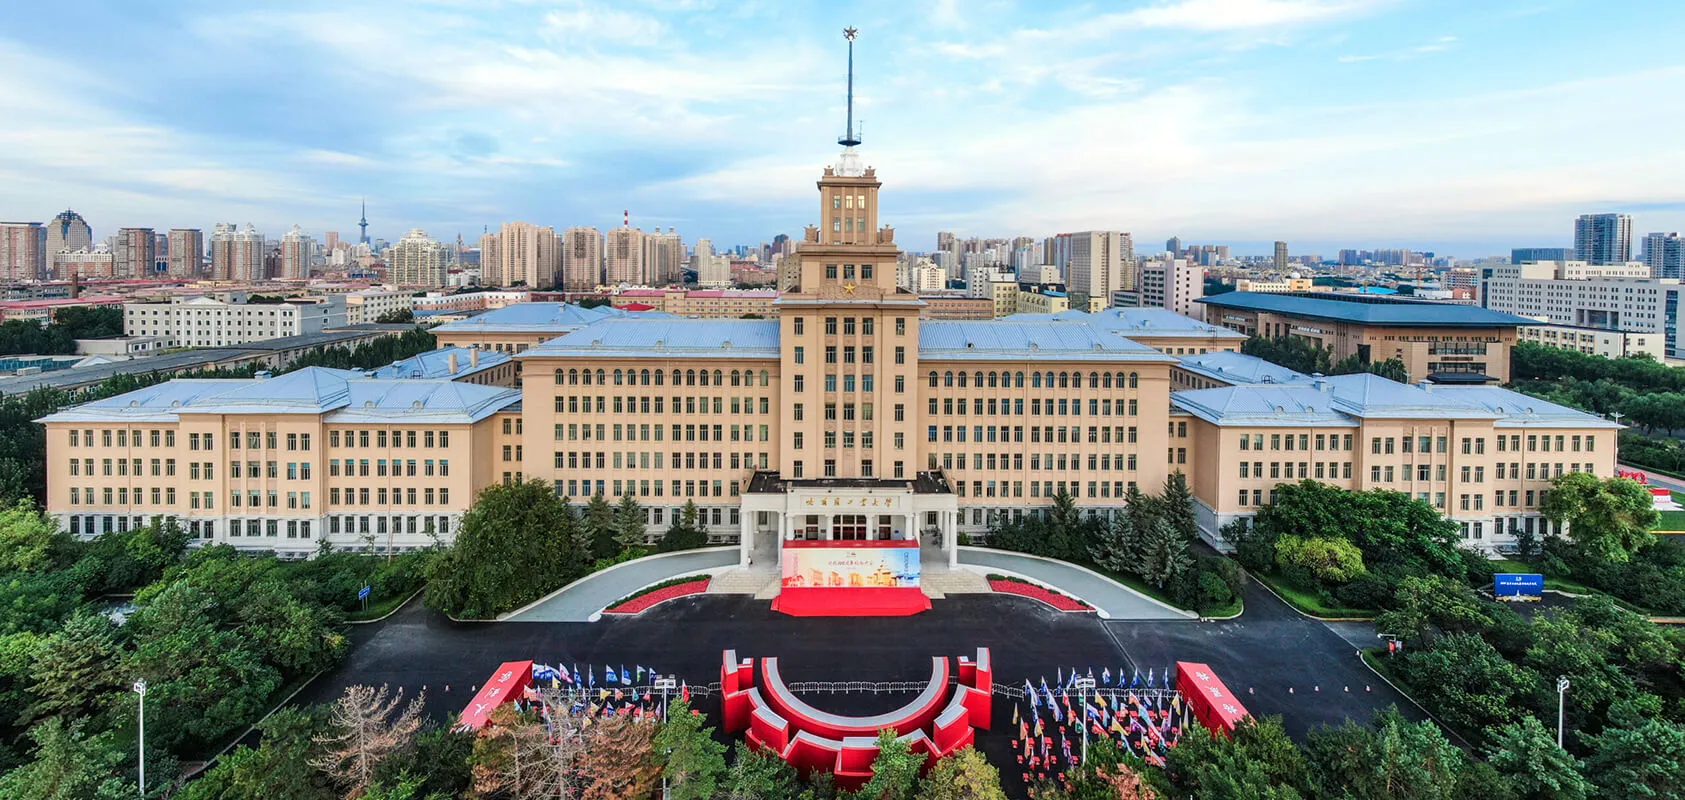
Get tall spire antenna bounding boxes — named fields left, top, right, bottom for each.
left=358, top=198, right=369, bottom=245
left=838, top=27, right=861, bottom=147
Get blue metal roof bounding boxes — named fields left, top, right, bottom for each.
left=521, top=318, right=782, bottom=359
left=1172, top=372, right=1619, bottom=428
left=1008, top=307, right=1247, bottom=339
left=39, top=366, right=519, bottom=424
left=367, top=346, right=511, bottom=379
left=1196, top=292, right=1540, bottom=327
left=920, top=320, right=1175, bottom=362
left=429, top=302, right=663, bottom=334
left=1177, top=351, right=1307, bottom=385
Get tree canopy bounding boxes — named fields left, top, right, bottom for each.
left=424, top=480, right=590, bottom=618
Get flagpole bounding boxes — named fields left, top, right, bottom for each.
left=1073, top=676, right=1095, bottom=767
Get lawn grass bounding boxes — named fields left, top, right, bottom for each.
left=346, top=586, right=422, bottom=622
left=1658, top=508, right=1685, bottom=533
left=1251, top=570, right=1375, bottom=619
left=1088, top=563, right=1243, bottom=618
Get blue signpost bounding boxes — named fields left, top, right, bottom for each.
left=359, top=585, right=371, bottom=612
left=1494, top=573, right=1544, bottom=601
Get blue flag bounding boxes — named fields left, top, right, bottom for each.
left=621, top=666, right=632, bottom=684
left=1102, top=667, right=1111, bottom=685
left=588, top=666, right=596, bottom=687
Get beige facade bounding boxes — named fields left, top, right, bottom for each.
left=607, top=289, right=780, bottom=318
left=480, top=222, right=560, bottom=288
left=1520, top=322, right=1667, bottom=360
left=562, top=226, right=604, bottom=291
left=40, top=370, right=519, bottom=557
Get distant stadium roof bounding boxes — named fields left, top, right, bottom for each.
left=1196, top=292, right=1540, bottom=328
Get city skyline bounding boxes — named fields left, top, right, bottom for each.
left=3, top=0, right=1684, bottom=258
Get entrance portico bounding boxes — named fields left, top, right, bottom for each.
left=739, top=472, right=959, bottom=569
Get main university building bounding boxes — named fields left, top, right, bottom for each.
left=39, top=145, right=1619, bottom=562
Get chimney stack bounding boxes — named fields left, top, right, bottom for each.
left=448, top=351, right=459, bottom=374
left=470, top=347, right=479, bottom=368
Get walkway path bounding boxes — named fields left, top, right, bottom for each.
left=956, top=547, right=1195, bottom=620
left=503, top=547, right=740, bottom=622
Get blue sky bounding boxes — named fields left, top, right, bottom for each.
left=2, top=0, right=1683, bottom=258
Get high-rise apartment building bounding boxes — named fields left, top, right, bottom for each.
left=114, top=227, right=157, bottom=278
left=479, top=222, right=559, bottom=288
left=1124, top=258, right=1204, bottom=317
left=692, top=238, right=732, bottom=288
left=1642, top=232, right=1685, bottom=279
left=604, top=223, right=647, bottom=285
left=1166, top=236, right=1182, bottom=255
left=561, top=226, right=604, bottom=291
left=45, top=210, right=92, bottom=261
left=1273, top=241, right=1289, bottom=271
left=1575, top=213, right=1633, bottom=265
left=210, top=223, right=266, bottom=282
left=646, top=228, right=685, bottom=285
left=388, top=229, right=449, bottom=287
left=167, top=229, right=204, bottom=277
left=1062, top=231, right=1131, bottom=310
left=279, top=225, right=316, bottom=280
left=0, top=222, right=47, bottom=282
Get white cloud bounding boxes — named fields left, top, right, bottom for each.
left=541, top=4, right=667, bottom=44
left=1106, top=0, right=1389, bottom=32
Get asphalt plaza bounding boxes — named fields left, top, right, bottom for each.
left=298, top=581, right=1429, bottom=792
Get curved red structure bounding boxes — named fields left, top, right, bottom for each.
left=720, top=648, right=992, bottom=790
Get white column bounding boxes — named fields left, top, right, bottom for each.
left=946, top=510, right=958, bottom=568
left=739, top=511, right=752, bottom=566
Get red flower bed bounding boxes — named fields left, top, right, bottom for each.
left=604, top=579, right=712, bottom=615
left=989, top=579, right=1092, bottom=612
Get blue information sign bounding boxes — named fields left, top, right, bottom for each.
left=1494, top=573, right=1544, bottom=598
left=358, top=585, right=371, bottom=600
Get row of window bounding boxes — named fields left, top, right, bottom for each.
left=928, top=425, right=1140, bottom=444
left=1241, top=433, right=1354, bottom=452
left=554, top=451, right=770, bottom=471
left=69, top=429, right=176, bottom=448
left=557, top=422, right=773, bottom=443
left=792, top=345, right=886, bottom=365
left=328, top=429, right=451, bottom=449
left=68, top=487, right=177, bottom=506
left=788, top=460, right=904, bottom=479
left=935, top=452, right=1143, bottom=472
left=230, top=490, right=313, bottom=509
left=327, top=459, right=451, bottom=477
left=327, top=515, right=453, bottom=536
left=791, top=316, right=899, bottom=337
left=930, top=397, right=1140, bottom=417
left=1239, top=462, right=1356, bottom=481
left=555, top=367, right=772, bottom=387
left=70, top=458, right=175, bottom=477
left=554, top=478, right=743, bottom=501
left=954, top=480, right=1139, bottom=500
left=1368, top=433, right=1595, bottom=455
left=927, top=370, right=1141, bottom=390
left=556, top=395, right=773, bottom=415
left=793, top=430, right=898, bottom=450
left=328, top=487, right=451, bottom=506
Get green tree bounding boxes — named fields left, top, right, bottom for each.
left=659, top=500, right=709, bottom=553
left=720, top=741, right=799, bottom=800
left=0, top=717, right=129, bottom=799
left=1160, top=472, right=1198, bottom=544
left=1164, top=716, right=1309, bottom=799
left=1088, top=508, right=1135, bottom=575
left=1304, top=708, right=1466, bottom=800
left=613, top=494, right=649, bottom=552
left=1484, top=715, right=1592, bottom=800
left=52, top=305, right=124, bottom=339
left=0, top=500, right=73, bottom=573
left=654, top=699, right=728, bottom=800
left=176, top=707, right=336, bottom=800
left=1583, top=718, right=1685, bottom=800
left=1273, top=534, right=1366, bottom=587
left=424, top=480, right=590, bottom=617
left=1375, top=575, right=1496, bottom=646
left=24, top=612, right=124, bottom=724
left=1139, top=518, right=1192, bottom=589
left=1391, top=633, right=1538, bottom=737
left=917, top=746, right=1006, bottom=800
left=853, top=728, right=923, bottom=800
left=583, top=491, right=618, bottom=561
left=1541, top=473, right=1659, bottom=562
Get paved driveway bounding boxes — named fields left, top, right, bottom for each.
left=502, top=547, right=739, bottom=622
left=957, top=547, right=1195, bottom=620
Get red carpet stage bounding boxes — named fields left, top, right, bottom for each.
left=775, top=539, right=928, bottom=617
left=771, top=586, right=931, bottom=616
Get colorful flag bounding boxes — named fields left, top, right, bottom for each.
left=636, top=665, right=646, bottom=682
left=604, top=666, right=617, bottom=684
left=682, top=681, right=691, bottom=703
left=1102, top=667, right=1111, bottom=685
left=621, top=667, right=632, bottom=685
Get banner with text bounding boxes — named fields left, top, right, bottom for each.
left=781, top=545, right=920, bottom=589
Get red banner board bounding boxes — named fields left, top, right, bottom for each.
left=1175, top=661, right=1250, bottom=737
left=457, top=660, right=533, bottom=731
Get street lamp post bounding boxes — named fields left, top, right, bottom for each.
left=653, top=676, right=678, bottom=800
left=1072, top=677, right=1097, bottom=766
left=132, top=679, right=147, bottom=797
left=1556, top=676, right=1571, bottom=748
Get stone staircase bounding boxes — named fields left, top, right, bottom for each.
left=919, top=568, right=991, bottom=598
left=708, top=568, right=779, bottom=597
